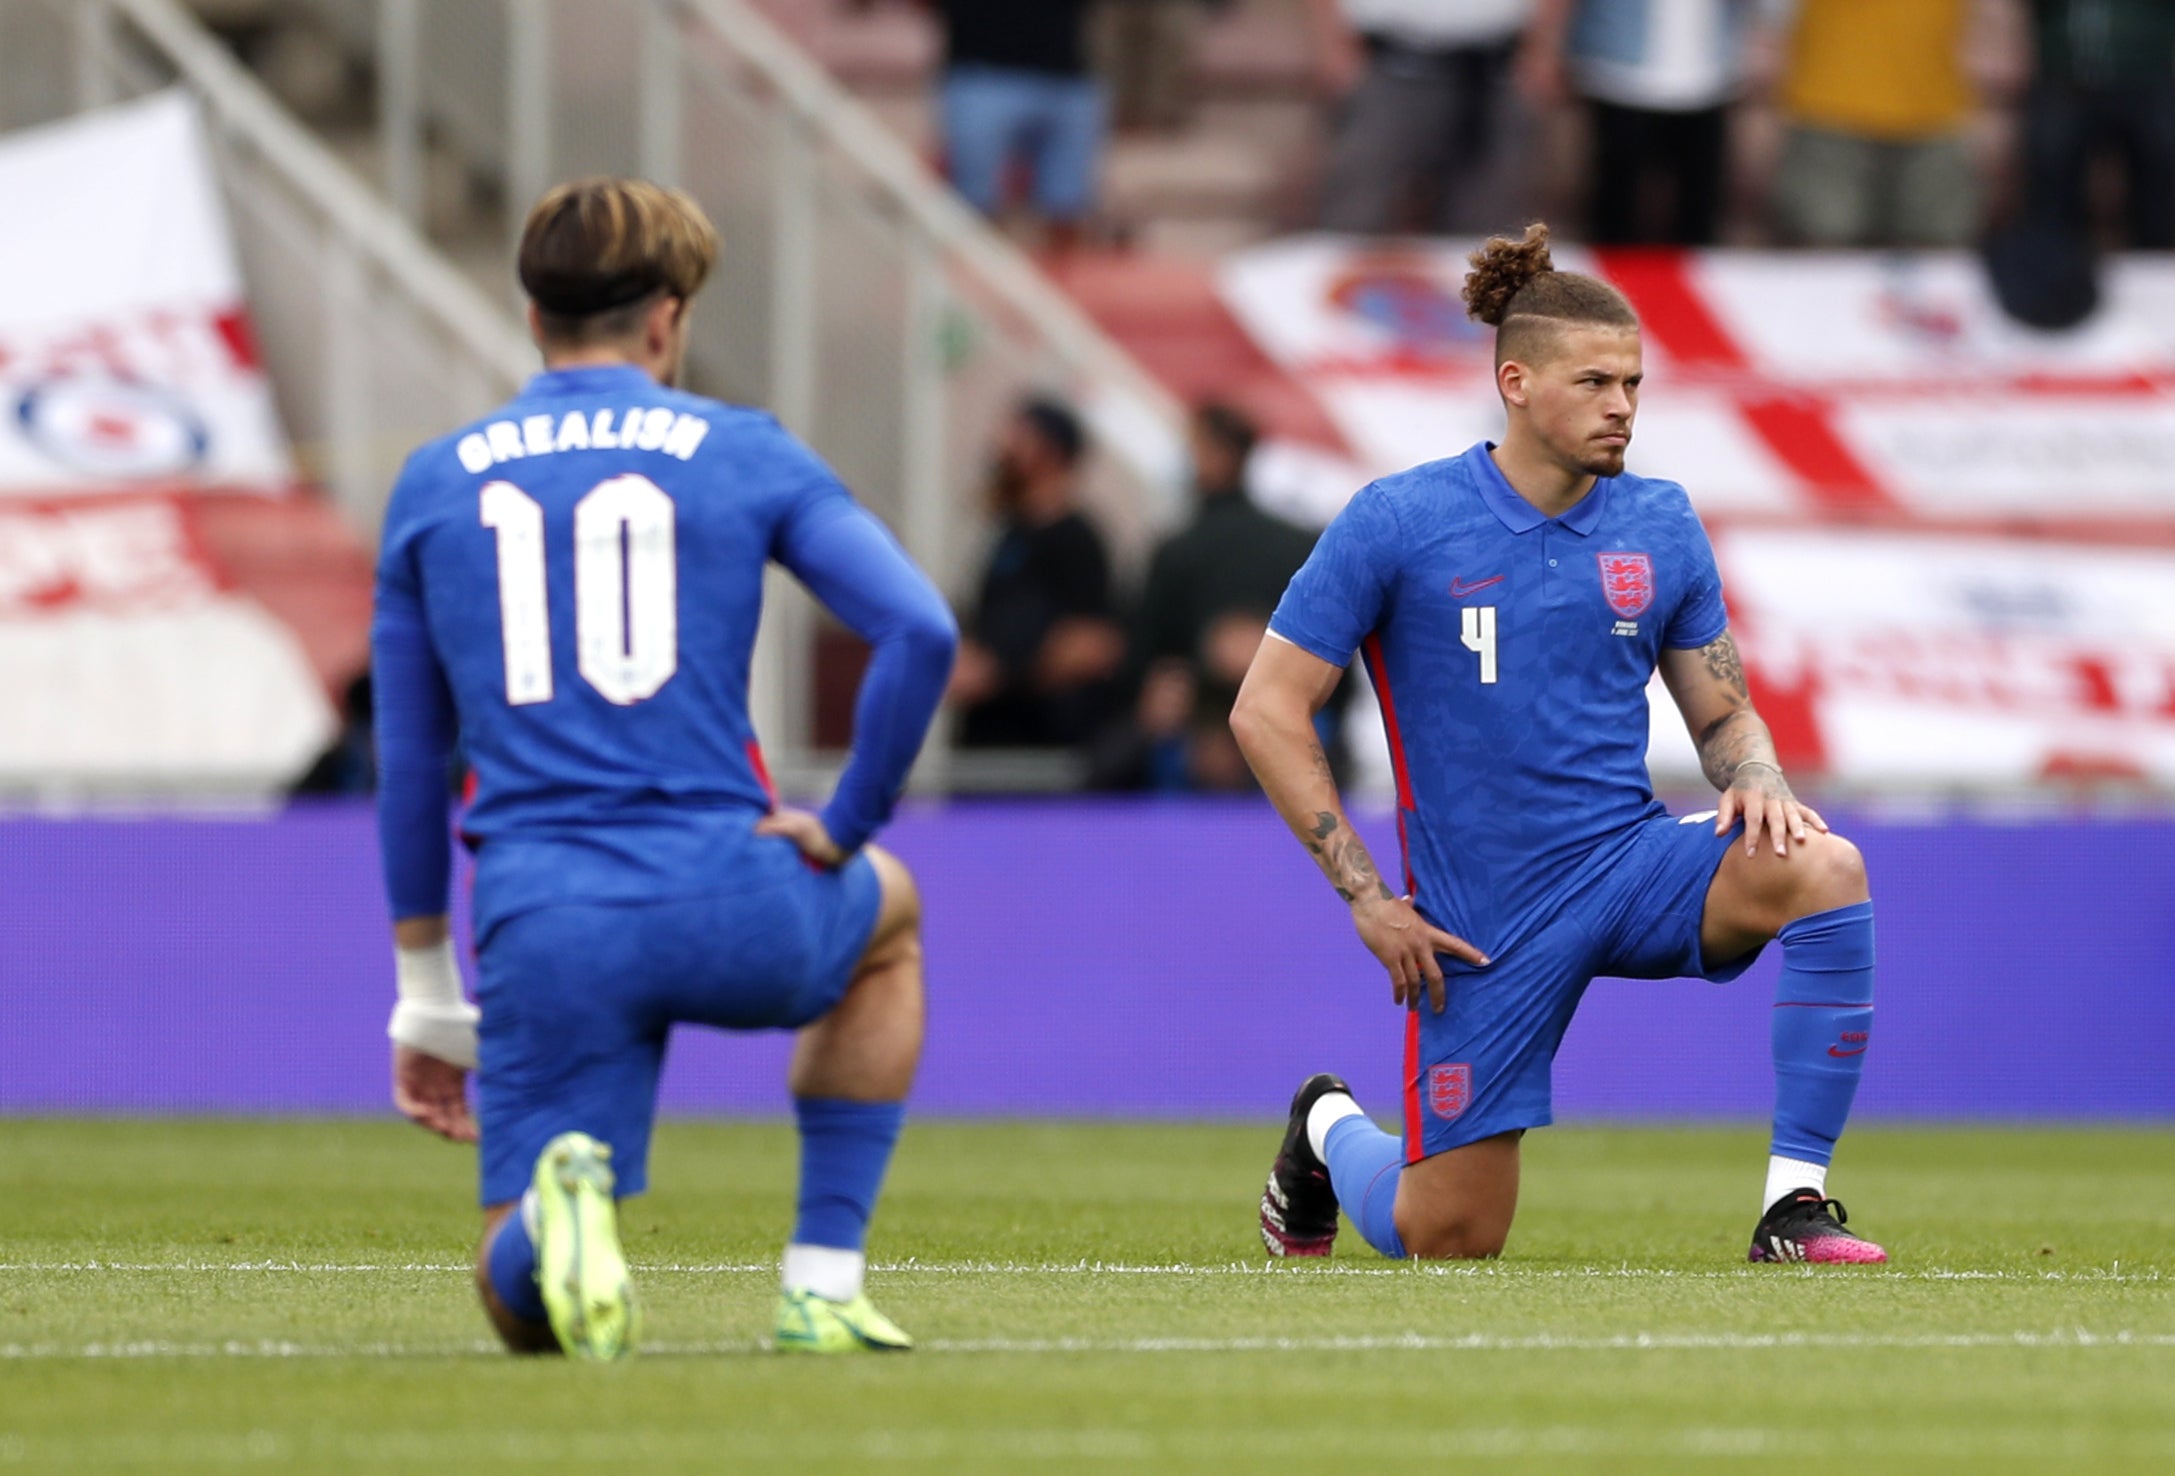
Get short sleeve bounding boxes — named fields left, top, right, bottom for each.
left=1663, top=511, right=1729, bottom=650
left=1266, top=480, right=1402, bottom=667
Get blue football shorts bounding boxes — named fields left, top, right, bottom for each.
left=473, top=839, right=882, bottom=1206
left=1402, top=810, right=1761, bottom=1162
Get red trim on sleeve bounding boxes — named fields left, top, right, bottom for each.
left=746, top=739, right=779, bottom=806
left=1361, top=634, right=1415, bottom=813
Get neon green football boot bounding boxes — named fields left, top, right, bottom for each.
left=531, top=1132, right=640, bottom=1362
left=773, top=1288, right=914, bottom=1353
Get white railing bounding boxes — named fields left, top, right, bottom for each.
left=318, top=0, right=1188, bottom=778
left=0, top=0, right=1185, bottom=787
left=0, top=0, right=538, bottom=533
left=338, top=0, right=1186, bottom=566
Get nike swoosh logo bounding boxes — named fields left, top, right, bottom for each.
left=1827, top=1045, right=1868, bottom=1057
left=1449, top=575, right=1504, bottom=597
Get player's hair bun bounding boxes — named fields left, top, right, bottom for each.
left=1463, top=223, right=1555, bottom=327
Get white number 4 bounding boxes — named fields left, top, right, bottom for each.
left=1461, top=605, right=1498, bottom=684
left=480, top=473, right=679, bottom=708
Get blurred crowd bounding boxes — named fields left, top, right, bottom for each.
left=294, top=1, right=2173, bottom=799
left=946, top=396, right=1348, bottom=793
left=914, top=0, right=2175, bottom=794
left=900, top=0, right=2173, bottom=254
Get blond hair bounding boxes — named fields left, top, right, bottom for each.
left=517, top=177, right=720, bottom=343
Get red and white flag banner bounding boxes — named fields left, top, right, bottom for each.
left=0, top=495, right=334, bottom=792
left=0, top=96, right=339, bottom=796
left=0, top=91, right=293, bottom=498
left=1219, top=237, right=2175, bottom=523
left=1222, top=238, right=2175, bottom=790
left=1630, top=524, right=2175, bottom=791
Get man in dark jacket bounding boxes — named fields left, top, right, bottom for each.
left=1132, top=404, right=1323, bottom=790
left=2021, top=0, right=2175, bottom=248
left=951, top=398, right=1124, bottom=749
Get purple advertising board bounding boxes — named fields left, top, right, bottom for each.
left=2, top=800, right=2170, bottom=1120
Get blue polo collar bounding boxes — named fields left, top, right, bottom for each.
left=1467, top=442, right=1611, bottom=536
left=522, top=364, right=659, bottom=396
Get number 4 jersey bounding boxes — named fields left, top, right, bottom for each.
left=1267, top=441, right=1729, bottom=956
left=372, top=364, right=955, bottom=943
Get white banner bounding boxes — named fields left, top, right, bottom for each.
left=0, top=496, right=333, bottom=792
left=0, top=92, right=293, bottom=497
left=1219, top=237, right=2175, bottom=521
left=1224, top=237, right=2175, bottom=789
left=0, top=98, right=331, bottom=796
left=1716, top=526, right=2175, bottom=789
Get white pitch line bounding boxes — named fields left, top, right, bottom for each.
left=3, top=1330, right=2173, bottom=1362
left=0, top=1260, right=2160, bottom=1283
left=922, top=1331, right=2175, bottom=1354
left=0, top=1262, right=473, bottom=1274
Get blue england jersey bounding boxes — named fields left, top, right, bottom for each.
left=371, top=364, right=955, bottom=942
left=1269, top=442, right=1728, bottom=952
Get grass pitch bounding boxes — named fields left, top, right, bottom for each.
left=3, top=1120, right=2172, bottom=1472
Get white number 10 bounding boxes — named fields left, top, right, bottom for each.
left=1461, top=605, right=1498, bottom=684
left=480, top=473, right=679, bottom=708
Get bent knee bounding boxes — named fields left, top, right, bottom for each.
left=1393, top=1199, right=1513, bottom=1260
left=864, top=844, right=922, bottom=932
left=1797, top=833, right=1869, bottom=912
left=473, top=1204, right=515, bottom=1295
left=1401, top=1220, right=1510, bottom=1261
left=858, top=845, right=925, bottom=969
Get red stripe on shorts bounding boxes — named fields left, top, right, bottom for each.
left=1402, top=1009, right=1423, bottom=1164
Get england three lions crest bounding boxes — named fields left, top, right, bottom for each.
left=1427, top=1063, right=1471, bottom=1121
left=1597, top=552, right=1655, bottom=618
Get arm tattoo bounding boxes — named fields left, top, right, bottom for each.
left=1698, top=711, right=1766, bottom=792
left=1306, top=739, right=1334, bottom=782
left=1304, top=810, right=1396, bottom=904
left=1699, top=633, right=1749, bottom=700
left=1688, top=636, right=1785, bottom=792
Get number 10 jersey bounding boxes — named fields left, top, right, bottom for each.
left=372, top=363, right=938, bottom=943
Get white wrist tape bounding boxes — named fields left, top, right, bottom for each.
left=387, top=940, right=480, bottom=1069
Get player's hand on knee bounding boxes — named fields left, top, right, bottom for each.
left=1351, top=896, right=1487, bottom=1014
left=392, top=1045, right=478, bottom=1143
left=756, top=807, right=847, bottom=868
left=1717, top=763, right=1827, bottom=857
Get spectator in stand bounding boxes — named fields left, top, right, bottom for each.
left=949, top=398, right=1125, bottom=749
left=2019, top=0, right=2175, bottom=249
left=292, top=671, right=376, bottom=796
left=931, top=0, right=1106, bottom=247
left=1093, top=0, right=1228, bottom=135
left=1306, top=0, right=1536, bottom=235
left=1520, top=0, right=1761, bottom=245
left=1130, top=404, right=1325, bottom=792
left=1769, top=0, right=1983, bottom=248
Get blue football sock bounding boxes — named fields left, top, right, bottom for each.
left=484, top=1205, right=547, bottom=1325
left=1324, top=1114, right=1407, bottom=1259
left=1770, top=900, right=1876, bottom=1166
left=791, top=1097, right=906, bottom=1251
